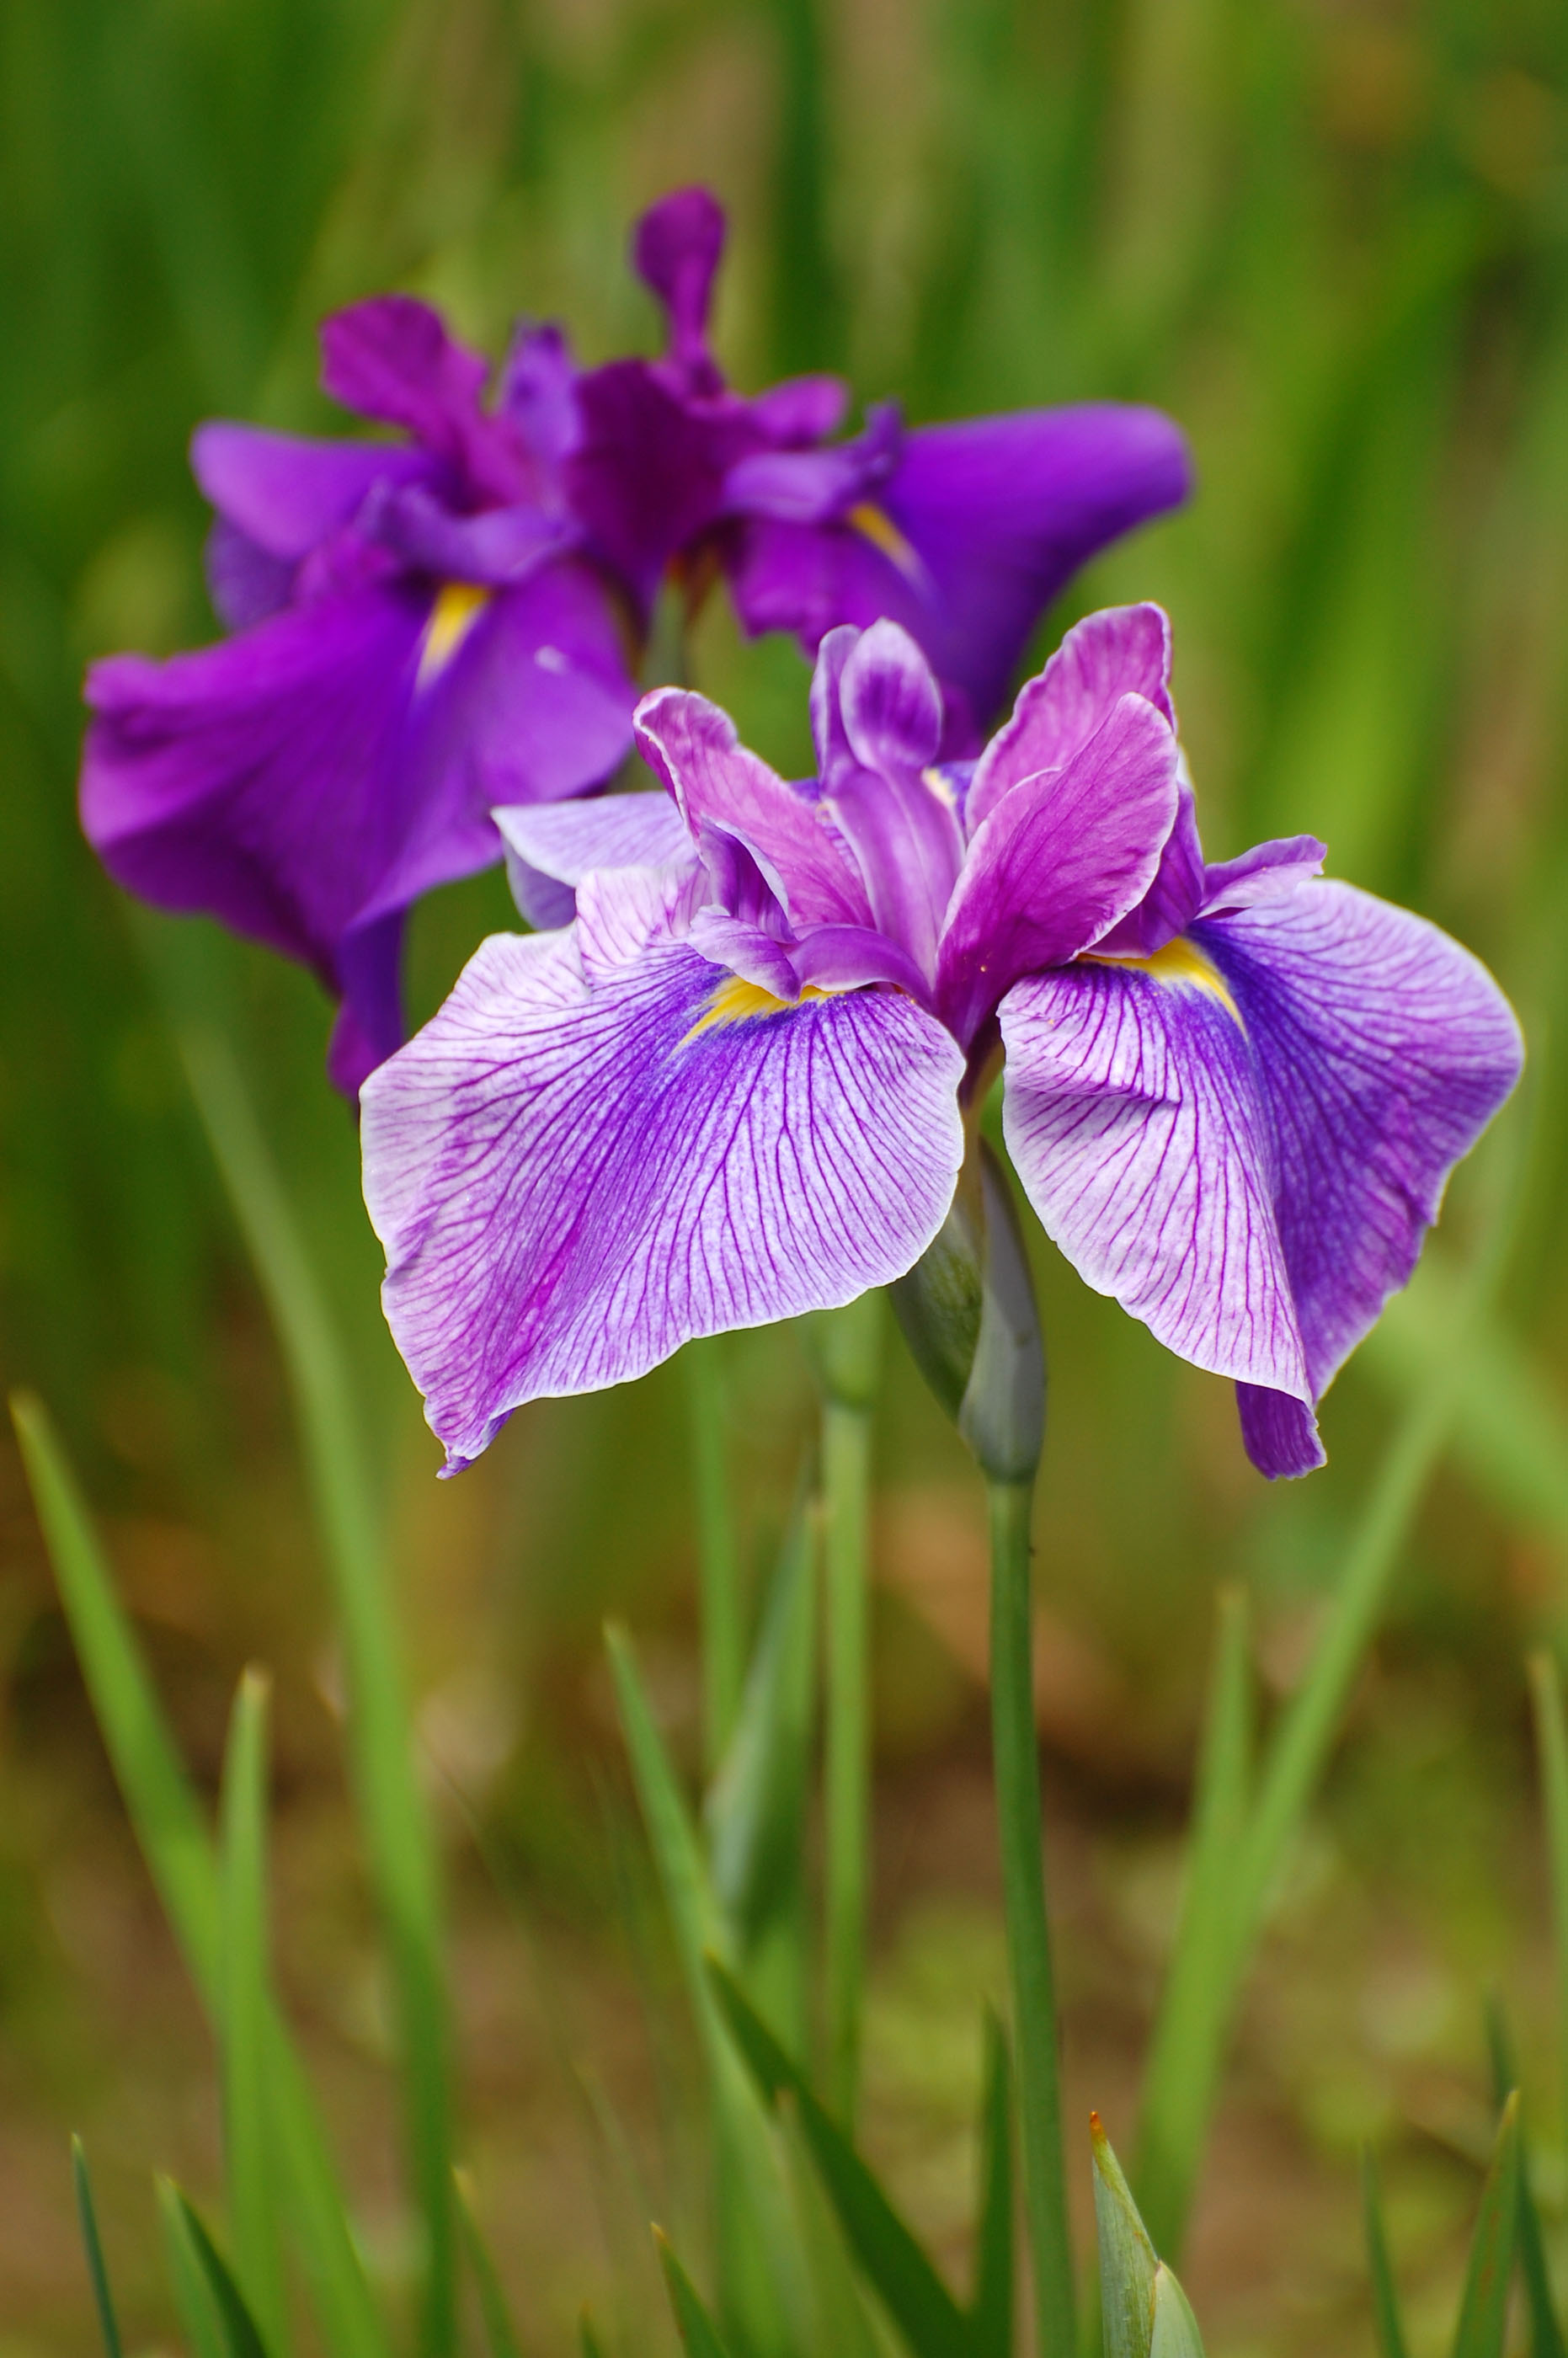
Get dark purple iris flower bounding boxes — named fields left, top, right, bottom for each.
left=82, top=296, right=648, bottom=1096
left=569, top=188, right=1195, bottom=753
left=361, top=606, right=1521, bottom=1480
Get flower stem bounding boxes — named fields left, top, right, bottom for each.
left=684, top=1337, right=743, bottom=1775
left=989, top=1475, right=1075, bottom=2358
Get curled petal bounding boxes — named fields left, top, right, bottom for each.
left=937, top=692, right=1180, bottom=1044
left=320, top=296, right=523, bottom=503
left=191, top=422, right=426, bottom=559
left=635, top=686, right=870, bottom=927
left=494, top=793, right=696, bottom=927
left=967, top=603, right=1174, bottom=830
left=838, top=619, right=942, bottom=776
left=362, top=938, right=966, bottom=1465
left=1200, top=835, right=1326, bottom=918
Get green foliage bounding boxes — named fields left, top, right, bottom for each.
left=220, top=1668, right=287, bottom=2358
left=72, top=2139, right=125, bottom=2358
left=656, top=2232, right=739, bottom=2358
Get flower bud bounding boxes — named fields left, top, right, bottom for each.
left=891, top=1138, right=1044, bottom=1484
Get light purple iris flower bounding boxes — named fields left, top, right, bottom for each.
left=360, top=605, right=1522, bottom=1480
left=81, top=295, right=643, bottom=1097
left=572, top=188, right=1195, bottom=752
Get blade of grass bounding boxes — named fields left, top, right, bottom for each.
left=1528, top=1652, right=1568, bottom=2158
left=1487, top=1968, right=1567, bottom=2358
left=1134, top=1109, right=1528, bottom=2260
left=1362, top=2150, right=1412, bottom=2358
left=455, top=2172, right=527, bottom=2358
left=72, top=2139, right=125, bottom=2358
left=969, top=2014, right=1014, bottom=2358
left=221, top=1668, right=287, bottom=2358
left=605, top=1623, right=801, bottom=2357
left=159, top=2177, right=228, bottom=2358
left=1133, top=1587, right=1252, bottom=2244
left=13, top=1394, right=387, bottom=2358
left=709, top=1959, right=973, bottom=2358
left=807, top=1295, right=883, bottom=2127
left=173, top=2190, right=269, bottom=2358
left=1450, top=2093, right=1521, bottom=2358
left=1092, top=2117, right=1158, bottom=2358
left=684, top=1338, right=744, bottom=1776
left=177, top=1027, right=454, bottom=2358
left=656, top=2231, right=739, bottom=2358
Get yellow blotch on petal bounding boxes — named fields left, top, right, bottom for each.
left=681, top=974, right=829, bottom=1044
left=1083, top=935, right=1244, bottom=1028
left=419, top=581, right=490, bottom=685
left=847, top=502, right=927, bottom=590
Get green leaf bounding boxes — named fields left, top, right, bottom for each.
left=158, top=2177, right=227, bottom=2358
left=1450, top=2091, right=1521, bottom=2358
left=1480, top=2002, right=1563, bottom=2358
left=13, top=1395, right=387, bottom=2358
left=705, top=1488, right=816, bottom=1956
left=1529, top=1654, right=1568, bottom=2156
left=1093, top=2116, right=1159, bottom=2358
left=221, top=1667, right=287, bottom=2358
left=969, top=2014, right=1013, bottom=2358
left=1149, top=2266, right=1206, bottom=2358
left=455, top=2172, right=527, bottom=2358
left=605, top=1624, right=801, bottom=2357
left=179, top=1030, right=455, bottom=2358
left=1134, top=1587, right=1251, bottom=2254
left=1361, top=2149, right=1411, bottom=2358
left=72, top=2138, right=125, bottom=2358
left=578, top=2314, right=607, bottom=2358
left=708, top=1960, right=973, bottom=2358
left=656, top=2232, right=739, bottom=2358
left=683, top=1336, right=744, bottom=1775
left=172, top=2189, right=270, bottom=2358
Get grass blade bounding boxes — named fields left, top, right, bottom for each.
left=1528, top=1653, right=1568, bottom=2159
left=578, top=2317, right=606, bottom=2358
left=969, top=2014, right=1014, bottom=2358
left=708, top=1960, right=973, bottom=2358
left=221, top=1668, right=287, bottom=2358
left=656, top=2231, right=739, bottom=2358
left=1450, top=2091, right=1521, bottom=2358
left=605, top=1623, right=800, bottom=2356
left=455, top=2172, right=527, bottom=2358
left=13, top=1395, right=387, bottom=2358
left=159, top=2176, right=228, bottom=2358
left=684, top=1338, right=744, bottom=1775
left=1482, top=1998, right=1564, bottom=2358
left=1362, top=2150, right=1412, bottom=2358
left=72, top=2139, right=125, bottom=2358
left=1093, top=2116, right=1158, bottom=2358
left=705, top=1483, right=816, bottom=1962
left=179, top=1028, right=454, bottom=2357
left=1133, top=1587, right=1252, bottom=2251
left=1149, top=2266, right=1206, bottom=2358
left=173, top=2189, right=270, bottom=2358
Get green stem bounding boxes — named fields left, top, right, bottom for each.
left=685, top=1337, right=743, bottom=1774
left=822, top=1390, right=873, bottom=2125
left=989, top=1476, right=1075, bottom=2357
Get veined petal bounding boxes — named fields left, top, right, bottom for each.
left=1200, top=835, right=1325, bottom=918
left=936, top=692, right=1180, bottom=1044
left=967, top=604, right=1175, bottom=830
left=635, top=686, right=871, bottom=927
left=838, top=619, right=942, bottom=776
left=1000, top=955, right=1311, bottom=1409
left=1199, top=882, right=1523, bottom=1399
left=362, top=936, right=965, bottom=1465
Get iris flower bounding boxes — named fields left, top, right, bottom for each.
left=79, top=190, right=1189, bottom=1095
left=360, top=606, right=1521, bottom=1478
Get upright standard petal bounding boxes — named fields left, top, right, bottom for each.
left=319, top=296, right=525, bottom=503
left=728, top=408, right=1192, bottom=742
left=362, top=939, right=965, bottom=1468
left=936, top=692, right=1180, bottom=1044
left=635, top=687, right=871, bottom=927
left=965, top=604, right=1174, bottom=830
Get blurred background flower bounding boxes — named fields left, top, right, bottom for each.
left=1, top=0, right=1566, bottom=2351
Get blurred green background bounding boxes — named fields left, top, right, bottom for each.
left=3, top=0, right=1568, bottom=2350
